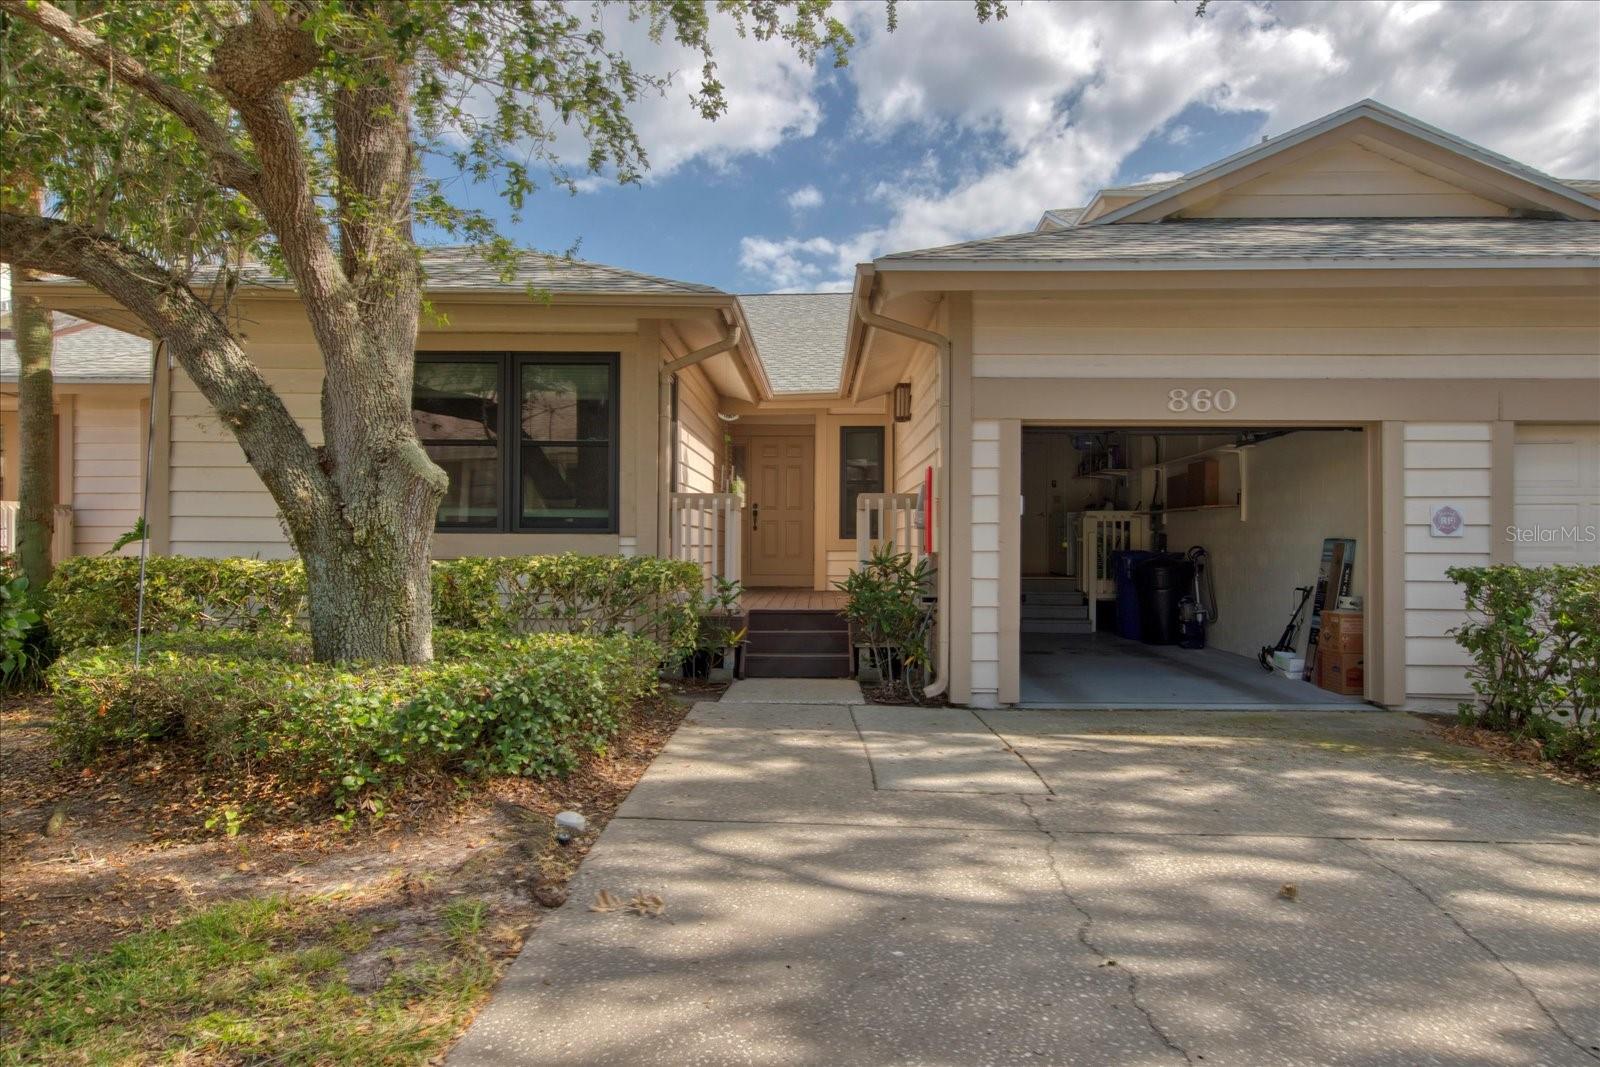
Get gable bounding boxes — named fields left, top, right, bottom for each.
left=1092, top=102, right=1600, bottom=225
left=1177, top=141, right=1512, bottom=219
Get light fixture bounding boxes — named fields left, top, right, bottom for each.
left=893, top=382, right=912, bottom=422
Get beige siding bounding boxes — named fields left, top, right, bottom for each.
left=892, top=344, right=940, bottom=494
left=1163, top=430, right=1367, bottom=662
left=164, top=301, right=675, bottom=561
left=1178, top=142, right=1512, bottom=219
left=73, top=392, right=145, bottom=556
left=674, top=363, right=723, bottom=494
left=972, top=290, right=1600, bottom=381
left=1402, top=423, right=1494, bottom=697
left=968, top=419, right=1002, bottom=707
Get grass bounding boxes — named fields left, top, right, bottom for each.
left=0, top=894, right=498, bottom=1066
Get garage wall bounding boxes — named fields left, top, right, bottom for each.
left=1512, top=424, right=1600, bottom=565
left=969, top=419, right=1002, bottom=706
left=1402, top=423, right=1493, bottom=698
left=1163, top=429, right=1366, bottom=662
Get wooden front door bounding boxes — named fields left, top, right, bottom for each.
left=743, top=433, right=814, bottom=587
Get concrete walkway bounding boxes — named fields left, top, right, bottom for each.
left=452, top=685, right=1600, bottom=1066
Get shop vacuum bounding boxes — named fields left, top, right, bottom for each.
left=1177, top=546, right=1217, bottom=649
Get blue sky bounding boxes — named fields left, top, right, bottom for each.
left=425, top=1, right=1600, bottom=293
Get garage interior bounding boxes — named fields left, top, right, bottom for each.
left=1020, top=426, right=1369, bottom=708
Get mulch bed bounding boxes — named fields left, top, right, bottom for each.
left=1422, top=716, right=1599, bottom=787
left=0, top=690, right=691, bottom=979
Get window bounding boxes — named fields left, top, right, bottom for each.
left=412, top=353, right=619, bottom=533
left=839, top=426, right=885, bottom=539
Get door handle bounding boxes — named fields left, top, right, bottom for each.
left=751, top=503, right=760, bottom=531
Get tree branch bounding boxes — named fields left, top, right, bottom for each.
left=0, top=210, right=334, bottom=537
left=0, top=0, right=260, bottom=194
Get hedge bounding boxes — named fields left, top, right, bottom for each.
left=1449, top=563, right=1599, bottom=771
left=45, top=553, right=702, bottom=659
left=49, top=628, right=660, bottom=806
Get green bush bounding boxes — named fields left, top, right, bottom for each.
left=1, top=570, right=49, bottom=690
left=1449, top=564, right=1599, bottom=771
left=46, top=556, right=305, bottom=651
left=46, top=553, right=701, bottom=658
left=431, top=554, right=701, bottom=658
left=837, top=543, right=934, bottom=702
left=48, top=628, right=659, bottom=806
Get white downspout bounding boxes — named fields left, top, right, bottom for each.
left=658, top=325, right=744, bottom=557
left=852, top=294, right=953, bottom=698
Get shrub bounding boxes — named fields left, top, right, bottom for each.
left=1449, top=564, right=1599, bottom=771
left=837, top=543, right=934, bottom=702
left=46, top=553, right=702, bottom=659
left=48, top=628, right=659, bottom=807
left=1, top=570, right=50, bottom=690
left=431, top=554, right=701, bottom=658
left=46, top=556, right=305, bottom=651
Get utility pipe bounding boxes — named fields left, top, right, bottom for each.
left=852, top=293, right=953, bottom=699
left=657, top=324, right=743, bottom=559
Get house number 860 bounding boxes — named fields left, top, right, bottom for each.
left=1167, top=388, right=1237, bottom=413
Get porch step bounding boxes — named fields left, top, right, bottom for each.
left=742, top=609, right=851, bottom=679
left=1023, top=591, right=1087, bottom=607
left=1022, top=602, right=1089, bottom=621
left=1022, top=618, right=1096, bottom=635
left=1022, top=577, right=1081, bottom=593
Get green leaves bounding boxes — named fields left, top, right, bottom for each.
left=0, top=569, right=47, bottom=687
left=1449, top=564, right=1599, bottom=770
left=48, top=628, right=660, bottom=809
left=836, top=542, right=933, bottom=701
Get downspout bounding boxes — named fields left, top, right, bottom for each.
left=657, top=324, right=744, bottom=557
left=852, top=293, right=953, bottom=698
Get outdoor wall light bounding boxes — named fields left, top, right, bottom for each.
left=893, top=382, right=912, bottom=422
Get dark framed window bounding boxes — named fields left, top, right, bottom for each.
left=412, top=352, right=620, bottom=533
left=839, top=426, right=886, bottom=539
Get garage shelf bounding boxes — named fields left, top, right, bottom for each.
left=1151, top=503, right=1240, bottom=514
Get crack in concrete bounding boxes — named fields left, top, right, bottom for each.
left=1343, top=839, right=1600, bottom=1063
left=1019, top=795, right=1194, bottom=1065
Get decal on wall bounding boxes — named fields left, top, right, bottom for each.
left=1429, top=504, right=1465, bottom=538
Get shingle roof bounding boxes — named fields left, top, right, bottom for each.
left=1, top=315, right=151, bottom=383
left=196, top=245, right=724, bottom=296
left=879, top=218, right=1600, bottom=266
left=737, top=293, right=852, bottom=394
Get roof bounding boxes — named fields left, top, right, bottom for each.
left=1089, top=100, right=1600, bottom=228
left=736, top=293, right=853, bottom=394
left=1562, top=179, right=1600, bottom=195
left=877, top=218, right=1600, bottom=268
left=141, top=245, right=726, bottom=297
left=1, top=315, right=151, bottom=383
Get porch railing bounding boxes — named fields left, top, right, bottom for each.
left=669, top=492, right=742, bottom=592
left=0, top=502, right=75, bottom=563
left=1079, top=510, right=1150, bottom=630
left=856, top=493, right=921, bottom=566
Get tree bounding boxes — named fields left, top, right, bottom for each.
left=0, top=0, right=1004, bottom=664
left=9, top=190, right=55, bottom=595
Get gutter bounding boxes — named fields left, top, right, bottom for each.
left=657, top=324, right=743, bottom=557
left=852, top=289, right=954, bottom=700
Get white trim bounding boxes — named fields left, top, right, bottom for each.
left=1088, top=100, right=1600, bottom=227
left=874, top=256, right=1600, bottom=273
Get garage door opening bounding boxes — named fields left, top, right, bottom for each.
left=1019, top=426, right=1369, bottom=709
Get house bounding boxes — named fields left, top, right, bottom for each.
left=17, top=100, right=1600, bottom=710
left=1, top=313, right=152, bottom=558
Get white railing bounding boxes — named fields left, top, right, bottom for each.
left=669, top=492, right=742, bottom=592
left=0, top=502, right=75, bottom=562
left=856, top=493, right=921, bottom=566
left=1079, top=510, right=1150, bottom=630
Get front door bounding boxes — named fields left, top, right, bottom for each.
left=743, top=433, right=814, bottom=587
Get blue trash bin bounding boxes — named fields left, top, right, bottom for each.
left=1112, top=550, right=1157, bottom=640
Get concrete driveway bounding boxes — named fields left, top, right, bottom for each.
left=452, top=681, right=1600, bottom=1066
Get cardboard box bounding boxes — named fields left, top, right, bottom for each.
left=1317, top=610, right=1364, bottom=653
left=1317, top=652, right=1364, bottom=695
left=1189, top=459, right=1220, bottom=506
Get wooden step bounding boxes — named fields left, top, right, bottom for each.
left=1022, top=591, right=1087, bottom=606
left=747, top=609, right=848, bottom=633
left=746, top=629, right=850, bottom=655
left=743, top=652, right=852, bottom=679
left=1021, top=618, right=1095, bottom=635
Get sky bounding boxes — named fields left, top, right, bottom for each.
left=449, top=0, right=1600, bottom=294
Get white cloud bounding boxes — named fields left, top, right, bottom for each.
left=739, top=0, right=1600, bottom=290
left=1166, top=124, right=1195, bottom=146
left=786, top=185, right=824, bottom=210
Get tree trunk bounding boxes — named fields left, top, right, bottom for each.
left=12, top=279, right=55, bottom=594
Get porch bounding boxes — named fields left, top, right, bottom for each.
left=0, top=502, right=76, bottom=562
